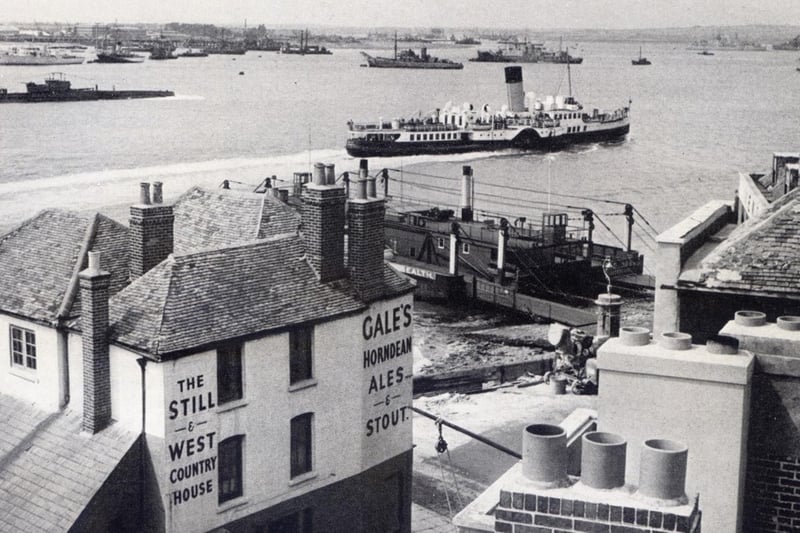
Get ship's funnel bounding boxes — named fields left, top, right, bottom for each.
left=505, top=66, right=525, bottom=113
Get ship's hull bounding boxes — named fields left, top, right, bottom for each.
left=346, top=123, right=630, bottom=157
left=0, top=89, right=175, bottom=104
left=470, top=52, right=583, bottom=64
left=0, top=56, right=84, bottom=65
left=94, top=53, right=145, bottom=64
left=365, top=57, right=463, bottom=69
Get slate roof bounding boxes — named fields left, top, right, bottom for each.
left=0, top=210, right=129, bottom=323
left=0, top=394, right=138, bottom=532
left=109, top=234, right=414, bottom=357
left=680, top=188, right=800, bottom=296
left=173, top=187, right=300, bottom=254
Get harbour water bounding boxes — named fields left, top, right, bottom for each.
left=1, top=40, right=798, bottom=268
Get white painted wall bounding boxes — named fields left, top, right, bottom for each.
left=153, top=292, right=414, bottom=533
left=0, top=315, right=61, bottom=411
left=109, top=345, right=145, bottom=433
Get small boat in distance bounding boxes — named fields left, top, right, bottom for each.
left=631, top=47, right=651, bottom=65
left=698, top=50, right=715, bottom=56
left=346, top=65, right=630, bottom=157
left=361, top=33, right=463, bottom=69
left=0, top=73, right=174, bottom=103
left=0, top=45, right=84, bottom=66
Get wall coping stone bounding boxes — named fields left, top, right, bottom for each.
left=597, top=337, right=754, bottom=386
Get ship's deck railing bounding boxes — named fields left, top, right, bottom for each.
left=348, top=120, right=459, bottom=132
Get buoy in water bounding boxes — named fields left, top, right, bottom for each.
left=239, top=71, right=244, bottom=75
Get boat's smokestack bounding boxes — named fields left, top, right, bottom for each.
left=505, top=66, right=525, bottom=113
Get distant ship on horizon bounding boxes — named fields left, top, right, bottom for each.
left=470, top=38, right=583, bottom=64
left=0, top=46, right=84, bottom=66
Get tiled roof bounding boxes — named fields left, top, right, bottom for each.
left=173, top=187, right=300, bottom=254
left=680, top=188, right=800, bottom=295
left=0, top=210, right=129, bottom=323
left=110, top=234, right=412, bottom=357
left=0, top=394, right=138, bottom=532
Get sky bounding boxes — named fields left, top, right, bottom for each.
left=4, top=0, right=800, bottom=29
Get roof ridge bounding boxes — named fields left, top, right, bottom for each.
left=170, top=232, right=299, bottom=261
left=56, top=212, right=100, bottom=321
left=0, top=208, right=67, bottom=243
left=151, top=256, right=177, bottom=355
left=256, top=194, right=268, bottom=239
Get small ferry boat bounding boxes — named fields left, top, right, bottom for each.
left=631, top=47, right=651, bottom=65
left=346, top=66, right=630, bottom=158
left=361, top=36, right=462, bottom=69
left=0, top=73, right=174, bottom=103
left=0, top=46, right=84, bottom=66
left=697, top=50, right=715, bottom=56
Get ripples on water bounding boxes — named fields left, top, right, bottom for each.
left=1, top=41, right=798, bottom=262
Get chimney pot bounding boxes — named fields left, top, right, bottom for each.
left=139, top=182, right=151, bottom=205
left=777, top=316, right=800, bottom=331
left=521, top=423, right=569, bottom=488
left=734, top=310, right=766, bottom=327
left=580, top=431, right=627, bottom=489
left=619, top=326, right=651, bottom=346
left=356, top=178, right=367, bottom=200
left=87, top=250, right=101, bottom=271
left=659, top=331, right=692, bottom=350
left=325, top=164, right=336, bottom=185
left=152, top=182, right=163, bottom=203
left=313, top=162, right=326, bottom=186
left=637, top=438, right=688, bottom=504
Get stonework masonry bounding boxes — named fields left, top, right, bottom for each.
left=302, top=185, right=346, bottom=282
left=129, top=204, right=174, bottom=279
left=348, top=198, right=386, bottom=302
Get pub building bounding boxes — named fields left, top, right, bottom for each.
left=0, top=164, right=415, bottom=532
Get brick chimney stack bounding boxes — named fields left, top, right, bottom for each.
left=79, top=251, right=112, bottom=434
left=129, top=181, right=174, bottom=279
left=348, top=159, right=386, bottom=302
left=302, top=162, right=347, bottom=282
